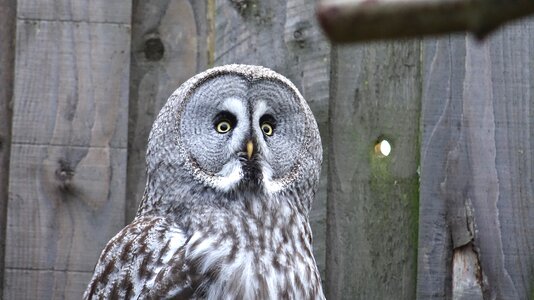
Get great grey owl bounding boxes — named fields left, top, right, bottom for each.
left=84, top=64, right=325, bottom=299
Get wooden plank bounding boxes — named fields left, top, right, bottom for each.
left=5, top=5, right=131, bottom=298
left=0, top=0, right=16, bottom=295
left=327, top=42, right=420, bottom=299
left=213, top=0, right=331, bottom=282
left=11, top=20, right=130, bottom=148
left=418, top=19, right=534, bottom=299
left=17, top=0, right=131, bottom=24
left=416, top=35, right=463, bottom=299
left=126, top=0, right=208, bottom=222
left=485, top=20, right=534, bottom=299
left=4, top=269, right=92, bottom=299
left=5, top=144, right=126, bottom=271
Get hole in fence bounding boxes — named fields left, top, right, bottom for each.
left=374, top=139, right=391, bottom=157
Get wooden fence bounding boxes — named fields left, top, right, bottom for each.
left=0, top=0, right=532, bottom=299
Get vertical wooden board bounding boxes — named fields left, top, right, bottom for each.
left=126, top=0, right=208, bottom=221
left=0, top=0, right=16, bottom=295
left=4, top=269, right=92, bottom=299
left=6, top=4, right=131, bottom=297
left=485, top=20, right=534, bottom=299
left=17, top=0, right=131, bottom=23
left=12, top=20, right=130, bottom=148
left=327, top=42, right=420, bottom=299
left=213, top=0, right=330, bottom=281
left=5, top=145, right=126, bottom=271
left=418, top=19, right=534, bottom=299
left=417, top=35, right=466, bottom=299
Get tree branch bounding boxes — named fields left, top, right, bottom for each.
left=317, top=0, right=534, bottom=43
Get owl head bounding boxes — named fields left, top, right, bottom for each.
left=140, top=65, right=322, bottom=214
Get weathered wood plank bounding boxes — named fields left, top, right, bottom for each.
left=327, top=42, right=420, bottom=299
left=17, top=0, right=131, bottom=23
left=126, top=0, right=209, bottom=222
left=4, top=269, right=92, bottom=299
left=418, top=19, right=534, bottom=299
left=0, top=0, right=16, bottom=295
left=416, top=35, right=462, bottom=299
left=11, top=20, right=130, bottom=148
left=213, top=0, right=331, bottom=281
left=486, top=20, right=534, bottom=299
left=5, top=145, right=126, bottom=271
left=5, top=6, right=131, bottom=298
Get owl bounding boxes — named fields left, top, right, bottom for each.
left=84, top=64, right=325, bottom=299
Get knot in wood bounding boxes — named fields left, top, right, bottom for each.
left=55, top=159, right=75, bottom=191
left=230, top=0, right=249, bottom=12
left=291, top=21, right=311, bottom=49
left=293, top=29, right=303, bottom=40
left=144, top=37, right=165, bottom=61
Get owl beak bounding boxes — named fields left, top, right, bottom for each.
left=246, top=140, right=254, bottom=160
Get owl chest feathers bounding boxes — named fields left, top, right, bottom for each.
left=179, top=200, right=323, bottom=299
left=85, top=193, right=324, bottom=300
left=137, top=195, right=324, bottom=300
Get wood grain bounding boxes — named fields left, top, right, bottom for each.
left=4, top=269, right=92, bottom=299
left=17, top=0, right=131, bottom=23
left=327, top=42, right=421, bottom=299
left=452, top=245, right=483, bottom=300
left=5, top=145, right=126, bottom=271
left=0, top=0, right=16, bottom=296
left=213, top=0, right=331, bottom=281
left=418, top=19, right=534, bottom=299
left=126, top=0, right=208, bottom=222
left=11, top=21, right=130, bottom=148
left=4, top=4, right=131, bottom=298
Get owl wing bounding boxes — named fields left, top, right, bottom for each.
left=138, top=231, right=215, bottom=299
left=84, top=217, right=196, bottom=299
left=137, top=245, right=200, bottom=299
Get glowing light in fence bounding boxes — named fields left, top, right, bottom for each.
left=375, top=139, right=391, bottom=157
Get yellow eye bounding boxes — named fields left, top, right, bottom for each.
left=216, top=121, right=232, bottom=133
left=261, top=123, right=273, bottom=136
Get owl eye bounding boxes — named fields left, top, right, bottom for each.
left=216, top=121, right=232, bottom=133
left=261, top=123, right=274, bottom=136
left=213, top=111, right=237, bottom=134
left=259, top=114, right=276, bottom=137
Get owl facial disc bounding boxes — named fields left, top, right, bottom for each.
left=173, top=66, right=319, bottom=196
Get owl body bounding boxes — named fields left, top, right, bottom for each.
left=84, top=65, right=324, bottom=299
